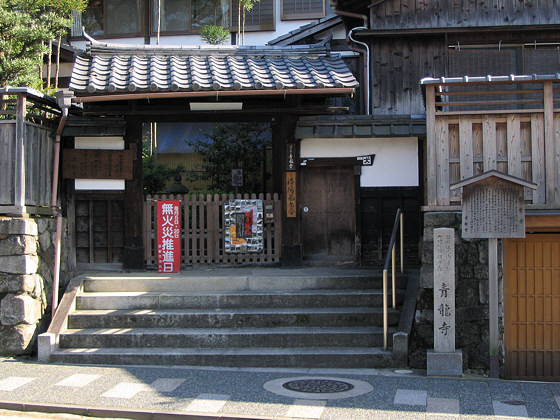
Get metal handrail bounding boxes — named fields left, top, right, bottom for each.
left=382, top=209, right=404, bottom=350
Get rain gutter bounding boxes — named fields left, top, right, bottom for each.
left=71, top=88, right=356, bottom=104
left=334, top=10, right=370, bottom=115
left=51, top=91, right=71, bottom=318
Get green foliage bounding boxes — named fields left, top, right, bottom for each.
left=0, top=0, right=86, bottom=89
left=188, top=122, right=271, bottom=194
left=200, top=25, right=229, bottom=45
left=142, top=155, right=185, bottom=195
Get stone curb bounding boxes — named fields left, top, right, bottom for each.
left=0, top=400, right=284, bottom=420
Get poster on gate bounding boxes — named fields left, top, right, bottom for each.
left=157, top=200, right=181, bottom=273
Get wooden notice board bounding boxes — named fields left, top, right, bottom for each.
left=63, top=149, right=134, bottom=179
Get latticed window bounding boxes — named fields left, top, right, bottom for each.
left=73, top=0, right=282, bottom=37
left=281, top=0, right=325, bottom=20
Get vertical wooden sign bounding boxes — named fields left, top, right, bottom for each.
left=286, top=143, right=297, bottom=218
left=157, top=200, right=181, bottom=273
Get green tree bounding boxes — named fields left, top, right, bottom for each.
left=45, top=0, right=87, bottom=90
left=188, top=122, right=270, bottom=193
left=200, top=25, right=229, bottom=45
left=0, top=0, right=85, bottom=90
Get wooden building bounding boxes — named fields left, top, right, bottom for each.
left=61, top=39, right=359, bottom=269
left=332, top=0, right=560, bottom=379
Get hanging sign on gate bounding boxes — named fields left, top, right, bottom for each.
left=157, top=200, right=181, bottom=273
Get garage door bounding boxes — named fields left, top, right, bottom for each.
left=504, top=234, right=560, bottom=380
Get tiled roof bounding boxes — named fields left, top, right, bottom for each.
left=268, top=15, right=343, bottom=46
left=70, top=39, right=359, bottom=95
left=295, top=115, right=427, bottom=138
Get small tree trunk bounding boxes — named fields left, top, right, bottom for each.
left=242, top=7, right=246, bottom=45
left=55, top=35, right=62, bottom=89
left=47, top=39, right=53, bottom=89
left=39, top=41, right=44, bottom=87
left=237, top=2, right=241, bottom=45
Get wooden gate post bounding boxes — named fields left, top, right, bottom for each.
left=274, top=115, right=301, bottom=267
left=123, top=116, right=144, bottom=269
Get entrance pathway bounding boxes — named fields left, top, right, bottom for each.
left=1, top=357, right=559, bottom=419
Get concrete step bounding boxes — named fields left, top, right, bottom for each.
left=81, top=272, right=408, bottom=293
left=59, top=326, right=395, bottom=349
left=67, top=307, right=401, bottom=330
left=49, top=346, right=398, bottom=368
left=75, top=289, right=405, bottom=310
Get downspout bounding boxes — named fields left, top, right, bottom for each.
left=51, top=91, right=71, bottom=318
left=335, top=10, right=370, bottom=115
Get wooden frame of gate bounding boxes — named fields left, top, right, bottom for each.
left=144, top=193, right=282, bottom=266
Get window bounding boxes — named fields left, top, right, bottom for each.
left=281, top=0, right=325, bottom=20
left=152, top=0, right=230, bottom=34
left=231, top=0, right=275, bottom=31
left=82, top=0, right=144, bottom=37
left=77, top=0, right=275, bottom=38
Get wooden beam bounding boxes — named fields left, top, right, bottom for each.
left=123, top=116, right=145, bottom=269
left=530, top=114, right=546, bottom=204
left=14, top=94, right=26, bottom=207
left=544, top=81, right=555, bottom=203
left=459, top=116, right=473, bottom=179
left=482, top=115, right=497, bottom=171
left=507, top=114, right=522, bottom=177
left=426, top=85, right=437, bottom=206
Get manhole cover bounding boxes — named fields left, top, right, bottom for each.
left=264, top=376, right=373, bottom=400
left=282, top=379, right=355, bottom=394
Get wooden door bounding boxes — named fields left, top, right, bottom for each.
left=300, top=166, right=355, bottom=260
left=504, top=234, right=560, bottom=380
left=75, top=193, right=125, bottom=269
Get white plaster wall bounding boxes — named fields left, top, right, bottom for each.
left=300, top=137, right=419, bottom=187
left=75, top=137, right=124, bottom=150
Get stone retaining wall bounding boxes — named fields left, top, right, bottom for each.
left=410, top=212, right=503, bottom=374
left=0, top=216, right=73, bottom=356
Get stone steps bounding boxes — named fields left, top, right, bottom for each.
left=59, top=326, right=395, bottom=349
left=76, top=289, right=402, bottom=310
left=67, top=307, right=401, bottom=329
left=49, top=346, right=397, bottom=368
left=45, top=269, right=409, bottom=368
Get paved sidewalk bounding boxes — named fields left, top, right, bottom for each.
left=1, top=357, right=560, bottom=419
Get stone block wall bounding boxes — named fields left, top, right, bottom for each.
left=410, top=212, right=503, bottom=374
left=0, top=216, right=73, bottom=356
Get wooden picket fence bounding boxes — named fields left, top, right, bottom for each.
left=144, top=193, right=282, bottom=266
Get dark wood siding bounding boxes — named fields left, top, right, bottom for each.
left=75, top=193, right=125, bottom=267
left=369, top=0, right=559, bottom=30
left=372, top=36, right=446, bottom=116
left=360, top=187, right=421, bottom=266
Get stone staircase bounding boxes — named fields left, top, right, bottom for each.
left=39, top=268, right=415, bottom=368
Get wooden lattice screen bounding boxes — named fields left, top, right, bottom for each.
left=144, top=193, right=282, bottom=266
left=425, top=79, right=560, bottom=207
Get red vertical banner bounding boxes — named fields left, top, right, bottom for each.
left=157, top=200, right=181, bottom=273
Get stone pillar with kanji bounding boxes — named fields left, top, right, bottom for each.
left=427, top=228, right=463, bottom=376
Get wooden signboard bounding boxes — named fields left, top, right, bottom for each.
left=286, top=172, right=297, bottom=218
left=450, top=170, right=536, bottom=378
left=451, top=170, right=537, bottom=239
left=62, top=149, right=134, bottom=179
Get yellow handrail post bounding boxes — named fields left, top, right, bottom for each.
left=392, top=246, right=396, bottom=309
left=400, top=212, right=404, bottom=273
